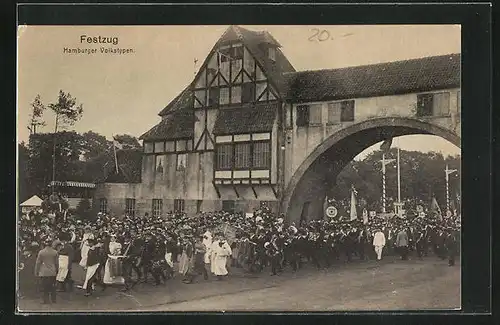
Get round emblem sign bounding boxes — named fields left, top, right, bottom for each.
left=326, top=206, right=338, bottom=218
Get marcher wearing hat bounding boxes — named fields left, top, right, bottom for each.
left=56, top=234, right=74, bottom=292
left=179, top=236, right=194, bottom=283
left=184, top=235, right=209, bottom=284
left=82, top=239, right=105, bottom=296
left=444, top=228, right=458, bottom=266
left=34, top=237, right=59, bottom=304
left=395, top=228, right=409, bottom=260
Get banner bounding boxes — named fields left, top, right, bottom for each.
left=350, top=189, right=358, bottom=221
left=362, top=208, right=368, bottom=224
left=215, top=223, right=237, bottom=245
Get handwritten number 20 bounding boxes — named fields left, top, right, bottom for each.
left=309, top=28, right=331, bottom=42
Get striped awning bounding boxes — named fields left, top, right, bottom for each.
left=49, top=181, right=96, bottom=189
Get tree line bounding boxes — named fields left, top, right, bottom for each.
left=19, top=91, right=142, bottom=202
left=329, top=148, right=461, bottom=215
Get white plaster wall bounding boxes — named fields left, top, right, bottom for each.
left=284, top=88, right=460, bottom=188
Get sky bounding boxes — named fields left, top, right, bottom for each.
left=17, top=25, right=461, bottom=157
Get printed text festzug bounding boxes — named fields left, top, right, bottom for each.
left=80, top=35, right=119, bottom=46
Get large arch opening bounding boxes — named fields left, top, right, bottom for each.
left=281, top=117, right=461, bottom=224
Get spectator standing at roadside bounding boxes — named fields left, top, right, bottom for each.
left=34, top=238, right=59, bottom=304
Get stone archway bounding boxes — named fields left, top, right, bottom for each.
left=280, top=117, right=460, bottom=224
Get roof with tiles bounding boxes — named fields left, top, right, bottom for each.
left=284, top=53, right=460, bottom=103
left=212, top=102, right=278, bottom=135
left=139, top=109, right=195, bottom=141
left=142, top=26, right=460, bottom=142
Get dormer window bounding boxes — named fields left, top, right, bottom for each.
left=268, top=47, right=276, bottom=61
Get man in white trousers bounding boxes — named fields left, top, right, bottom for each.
left=372, top=227, right=386, bottom=261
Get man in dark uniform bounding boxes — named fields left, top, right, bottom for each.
left=444, top=227, right=458, bottom=266
left=415, top=225, right=426, bottom=259
left=265, top=241, right=280, bottom=276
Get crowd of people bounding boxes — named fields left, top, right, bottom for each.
left=20, top=203, right=460, bottom=305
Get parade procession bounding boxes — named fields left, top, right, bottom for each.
left=19, top=188, right=461, bottom=304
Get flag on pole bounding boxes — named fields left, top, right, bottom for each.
left=450, top=199, right=456, bottom=216
left=350, top=187, right=358, bottom=221
left=430, top=197, right=442, bottom=220
left=380, top=138, right=393, bottom=153
left=112, top=136, right=121, bottom=174
left=113, top=139, right=123, bottom=150
left=323, top=195, right=329, bottom=219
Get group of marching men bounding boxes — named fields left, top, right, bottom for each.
left=33, top=208, right=460, bottom=301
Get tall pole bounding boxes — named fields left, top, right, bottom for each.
left=382, top=154, right=387, bottom=213
left=113, top=137, right=119, bottom=174
left=51, top=115, right=59, bottom=195
left=380, top=154, right=394, bottom=213
left=445, top=164, right=457, bottom=213
left=397, top=147, right=401, bottom=204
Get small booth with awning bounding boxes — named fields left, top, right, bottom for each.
left=19, top=195, right=43, bottom=213
left=48, top=181, right=96, bottom=209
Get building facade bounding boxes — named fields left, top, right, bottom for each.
left=94, top=25, right=461, bottom=221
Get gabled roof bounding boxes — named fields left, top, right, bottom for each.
left=233, top=26, right=295, bottom=96
left=157, top=85, right=192, bottom=117
left=158, top=26, right=295, bottom=117
left=20, top=195, right=43, bottom=207
left=284, top=53, right=460, bottom=103
left=213, top=102, right=278, bottom=135
left=140, top=109, right=195, bottom=141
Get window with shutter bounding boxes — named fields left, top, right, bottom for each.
left=309, top=104, right=322, bottom=124
left=432, top=92, right=450, bottom=116
left=328, top=102, right=342, bottom=123
left=296, top=105, right=309, bottom=126
left=417, top=94, right=434, bottom=117
left=340, top=100, right=355, bottom=122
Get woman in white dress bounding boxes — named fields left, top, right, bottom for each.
left=103, top=235, right=126, bottom=286
left=213, top=237, right=232, bottom=280
left=79, top=227, right=94, bottom=269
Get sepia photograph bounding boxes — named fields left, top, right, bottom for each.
left=17, top=24, right=461, bottom=312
